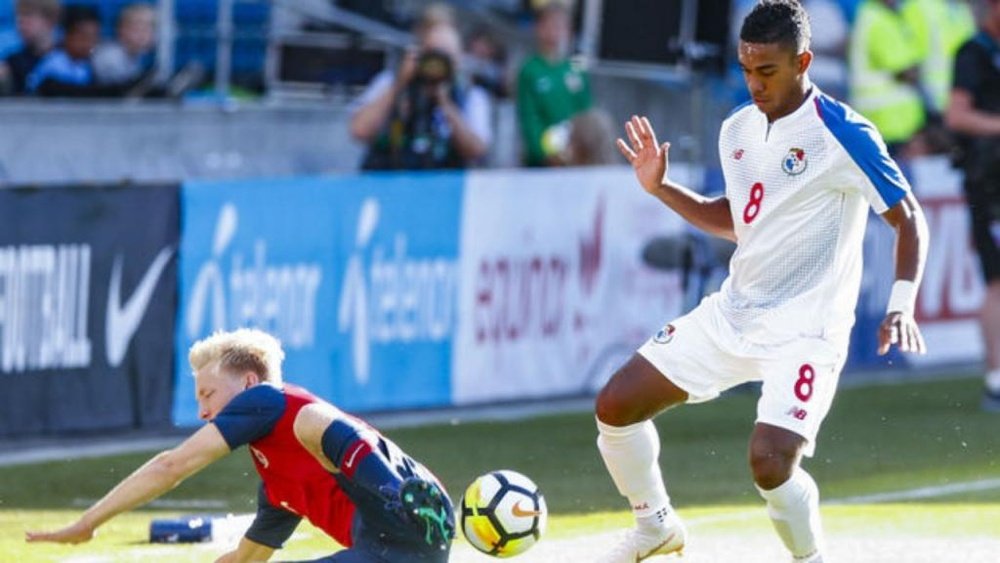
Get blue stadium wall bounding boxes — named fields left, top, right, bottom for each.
left=171, top=162, right=983, bottom=426
left=0, top=162, right=981, bottom=437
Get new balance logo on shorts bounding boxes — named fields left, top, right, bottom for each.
left=786, top=406, right=808, bottom=420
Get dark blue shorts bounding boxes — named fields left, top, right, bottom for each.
left=290, top=510, right=452, bottom=563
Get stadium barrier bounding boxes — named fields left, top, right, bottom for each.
left=172, top=167, right=691, bottom=424
left=0, top=184, right=178, bottom=438
left=172, top=160, right=986, bottom=424
left=0, top=161, right=979, bottom=437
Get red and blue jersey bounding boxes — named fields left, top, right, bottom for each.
left=213, top=383, right=356, bottom=547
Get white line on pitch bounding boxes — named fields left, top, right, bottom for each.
left=830, top=477, right=1000, bottom=504
left=676, top=477, right=1000, bottom=528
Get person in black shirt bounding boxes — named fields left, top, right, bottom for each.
left=0, top=0, right=60, bottom=95
left=946, top=0, right=1000, bottom=411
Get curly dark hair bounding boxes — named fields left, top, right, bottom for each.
left=739, top=0, right=811, bottom=54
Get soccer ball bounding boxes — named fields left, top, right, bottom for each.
left=460, top=469, right=548, bottom=558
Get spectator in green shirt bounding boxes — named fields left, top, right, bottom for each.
left=516, top=2, right=592, bottom=167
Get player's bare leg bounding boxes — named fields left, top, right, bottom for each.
left=980, top=281, right=1000, bottom=411
left=595, top=354, right=689, bottom=562
left=750, top=423, right=824, bottom=562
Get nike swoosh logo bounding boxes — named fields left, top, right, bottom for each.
left=344, top=442, right=365, bottom=469
left=105, top=247, right=174, bottom=367
left=638, top=532, right=677, bottom=561
left=511, top=500, right=542, bottom=517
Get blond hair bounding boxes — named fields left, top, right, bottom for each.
left=189, top=328, right=285, bottom=384
left=415, top=2, right=455, bottom=39
left=118, top=3, right=155, bottom=27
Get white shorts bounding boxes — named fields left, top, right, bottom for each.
left=638, top=294, right=846, bottom=456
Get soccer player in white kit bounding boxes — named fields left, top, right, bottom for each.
left=595, top=1, right=930, bottom=562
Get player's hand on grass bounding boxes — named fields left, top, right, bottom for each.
left=877, top=311, right=926, bottom=355
left=616, top=115, right=670, bottom=194
left=25, top=519, right=95, bottom=544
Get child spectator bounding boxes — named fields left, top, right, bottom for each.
left=26, top=4, right=101, bottom=95
left=92, top=3, right=155, bottom=85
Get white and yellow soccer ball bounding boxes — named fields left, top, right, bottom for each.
left=460, top=469, right=548, bottom=558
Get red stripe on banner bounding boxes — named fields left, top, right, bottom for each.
left=916, top=197, right=983, bottom=323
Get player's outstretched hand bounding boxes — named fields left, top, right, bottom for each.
left=26, top=519, right=95, bottom=544
left=616, top=115, right=670, bottom=194
left=877, top=312, right=927, bottom=355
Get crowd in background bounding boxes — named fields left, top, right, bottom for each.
left=0, top=0, right=199, bottom=97
left=0, top=0, right=988, bottom=167
left=347, top=1, right=608, bottom=171
left=342, top=0, right=986, bottom=171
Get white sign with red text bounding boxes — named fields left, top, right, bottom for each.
left=451, top=166, right=690, bottom=403
left=908, top=156, right=985, bottom=367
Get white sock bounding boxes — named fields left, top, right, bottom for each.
left=636, top=506, right=677, bottom=535
left=596, top=418, right=672, bottom=521
left=985, top=369, right=1000, bottom=394
left=755, top=468, right=823, bottom=559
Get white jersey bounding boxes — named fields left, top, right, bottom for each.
left=716, top=87, right=909, bottom=346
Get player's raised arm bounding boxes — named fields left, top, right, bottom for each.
left=617, top=115, right=736, bottom=241
left=877, top=192, right=930, bottom=356
left=25, top=423, right=231, bottom=544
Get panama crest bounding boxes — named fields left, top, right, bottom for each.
left=653, top=324, right=676, bottom=344
left=782, top=147, right=808, bottom=175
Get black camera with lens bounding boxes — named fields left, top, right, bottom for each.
left=414, top=49, right=454, bottom=86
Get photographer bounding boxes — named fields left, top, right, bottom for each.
left=946, top=0, right=1000, bottom=411
left=349, top=16, right=491, bottom=170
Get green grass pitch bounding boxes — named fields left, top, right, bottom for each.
left=2, top=375, right=998, bottom=561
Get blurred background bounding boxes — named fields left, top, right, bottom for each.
left=0, top=0, right=991, bottom=446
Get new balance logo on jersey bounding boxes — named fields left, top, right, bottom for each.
left=786, top=406, right=808, bottom=420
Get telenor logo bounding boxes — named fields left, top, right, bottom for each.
left=187, top=204, right=321, bottom=348
left=337, top=197, right=458, bottom=385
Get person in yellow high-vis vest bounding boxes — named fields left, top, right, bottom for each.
left=902, top=0, right=975, bottom=112
left=849, top=0, right=926, bottom=150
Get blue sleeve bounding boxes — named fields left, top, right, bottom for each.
left=25, top=56, right=56, bottom=93
left=815, top=94, right=910, bottom=212
left=211, top=384, right=286, bottom=450
left=244, top=482, right=302, bottom=549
